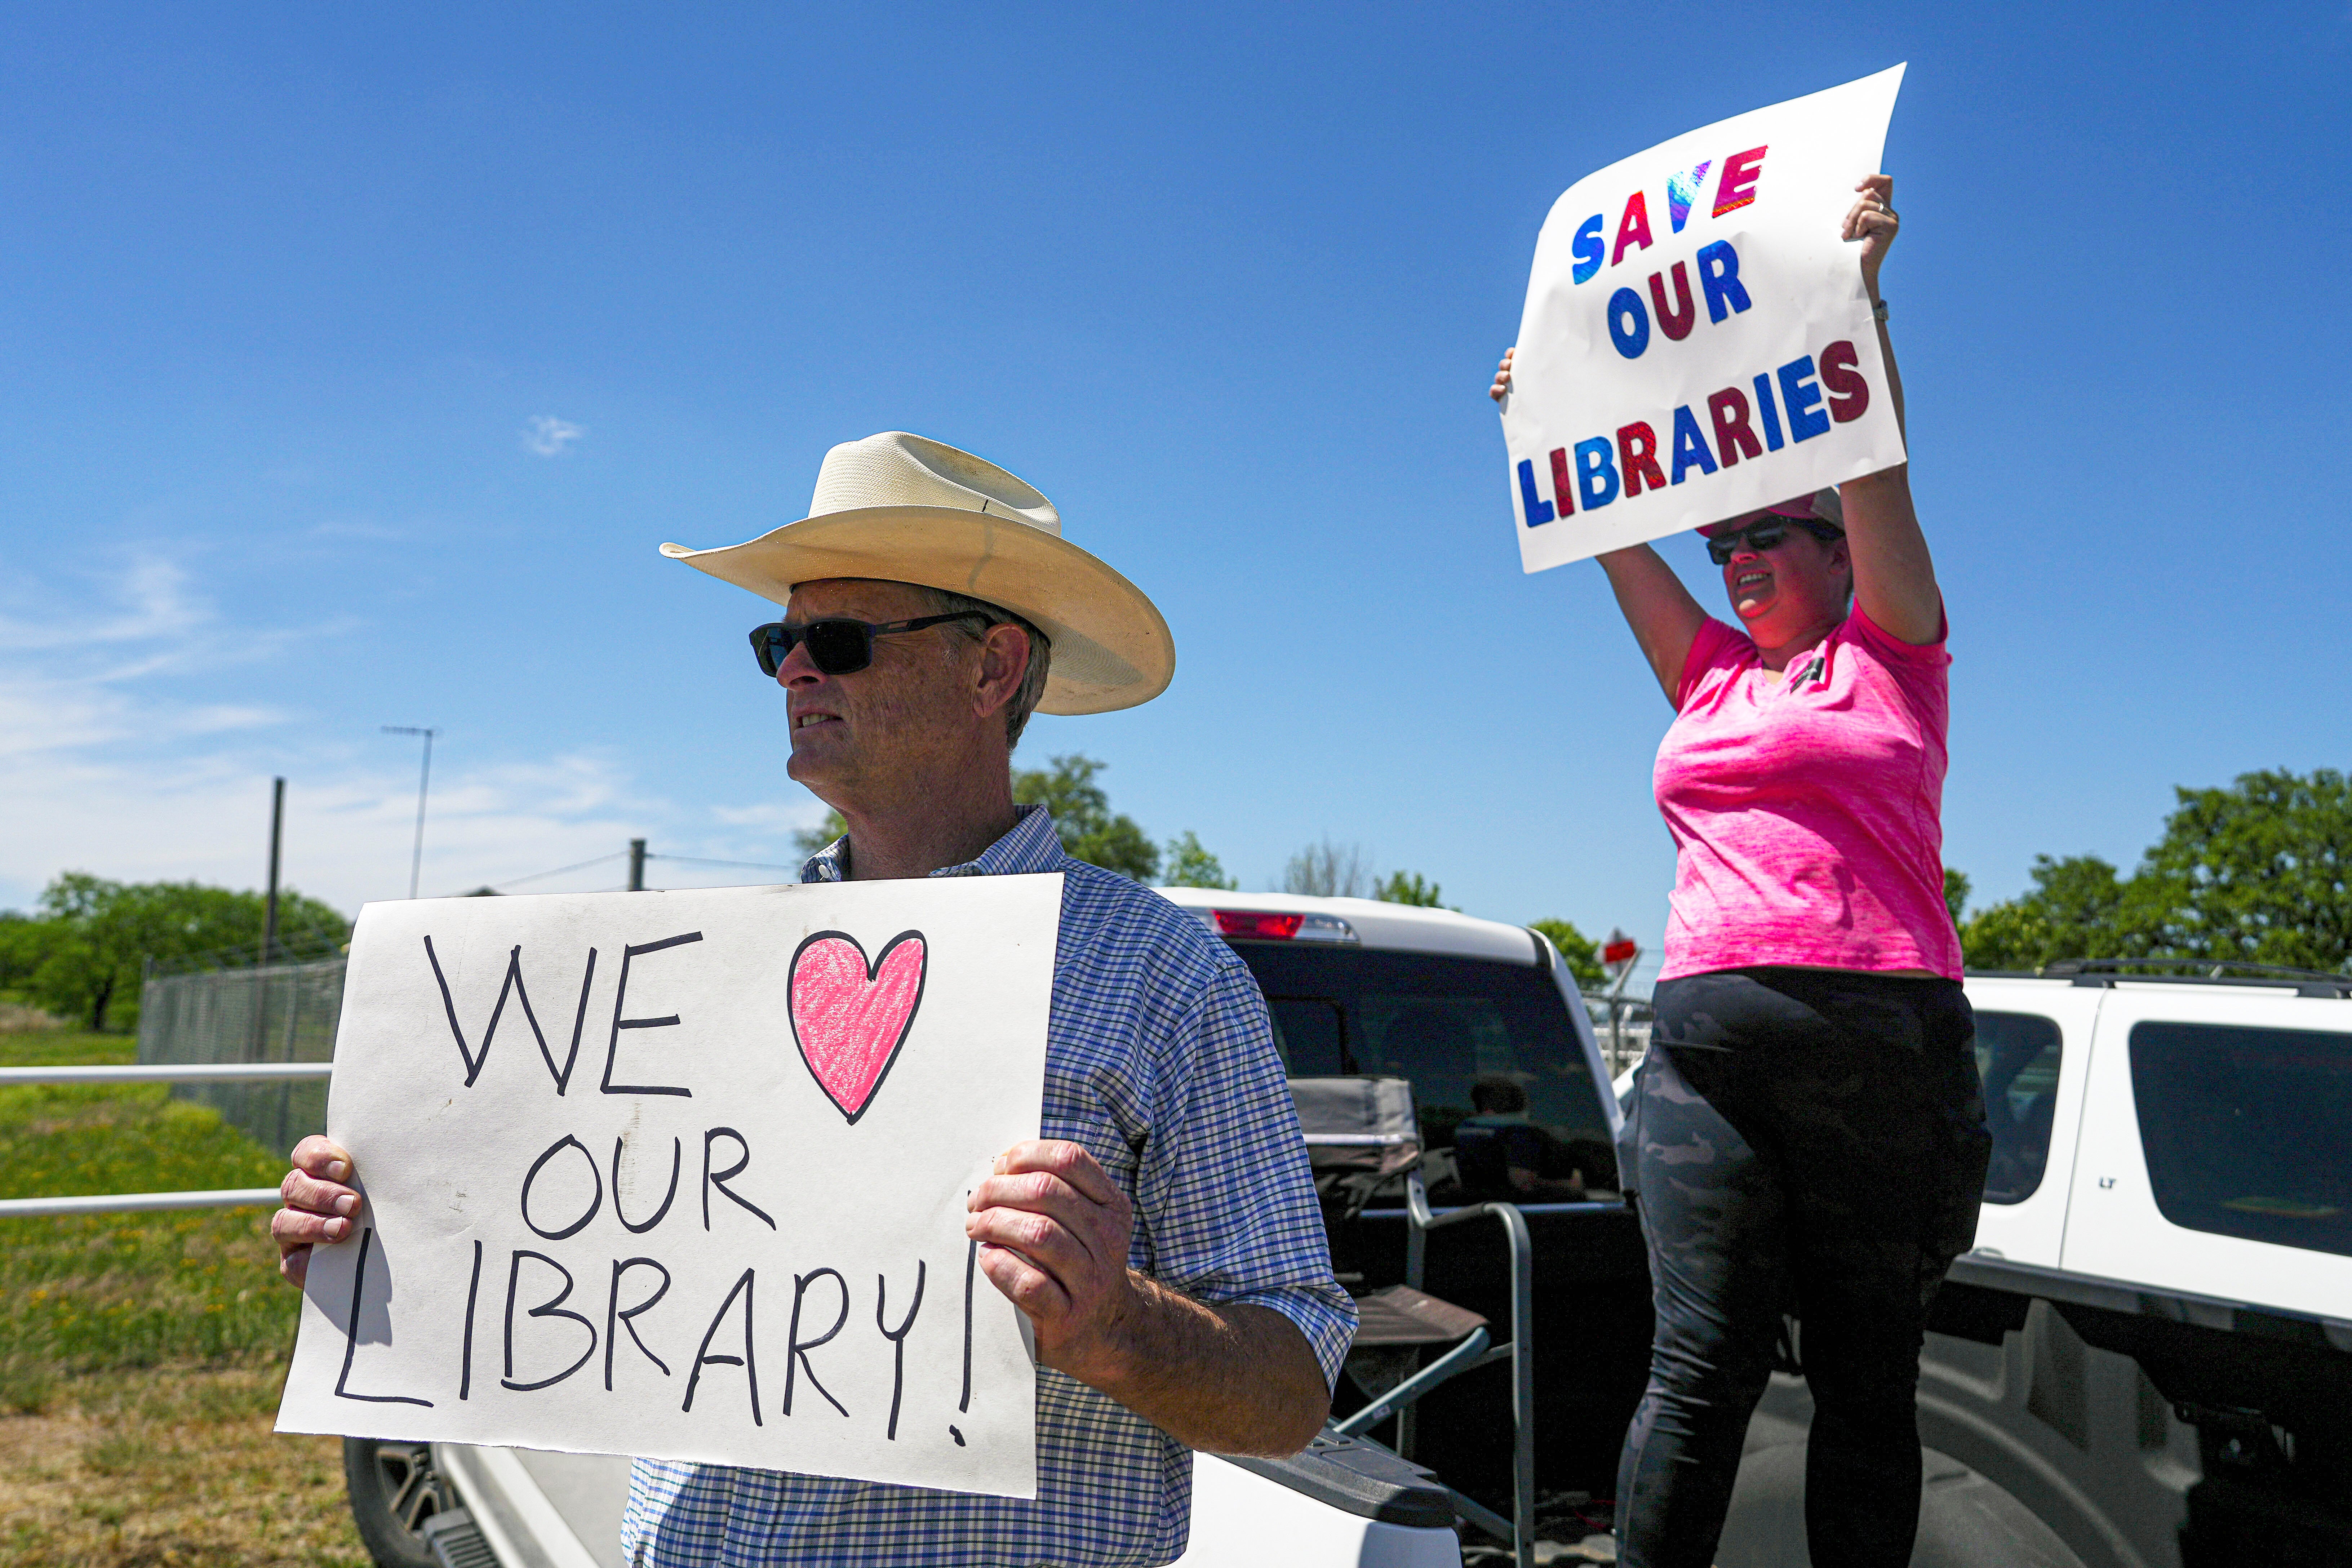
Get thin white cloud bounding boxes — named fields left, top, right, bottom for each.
left=523, top=415, right=585, bottom=457
left=173, top=704, right=288, bottom=736
left=0, top=549, right=820, bottom=914
left=0, top=702, right=671, bottom=911
left=0, top=675, right=137, bottom=758
left=0, top=549, right=342, bottom=698
left=0, top=552, right=205, bottom=652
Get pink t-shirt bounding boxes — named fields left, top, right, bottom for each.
left=1653, top=603, right=1962, bottom=981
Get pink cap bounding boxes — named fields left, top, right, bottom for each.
left=1698, top=487, right=1845, bottom=538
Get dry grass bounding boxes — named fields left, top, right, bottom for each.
left=0, top=1365, right=368, bottom=1568
left=0, top=1030, right=370, bottom=1566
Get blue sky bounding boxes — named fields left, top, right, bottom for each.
left=5, top=3, right=2348, bottom=980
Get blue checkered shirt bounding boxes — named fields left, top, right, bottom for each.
left=622, top=806, right=1355, bottom=1567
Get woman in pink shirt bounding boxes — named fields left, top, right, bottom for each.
left=1493, top=177, right=1988, bottom=1568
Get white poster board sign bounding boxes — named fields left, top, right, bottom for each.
left=276, top=875, right=1061, bottom=1500
left=1501, top=65, right=1908, bottom=572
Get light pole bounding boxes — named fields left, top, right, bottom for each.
left=383, top=726, right=441, bottom=899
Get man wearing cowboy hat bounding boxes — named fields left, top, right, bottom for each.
left=273, top=432, right=1355, bottom=1567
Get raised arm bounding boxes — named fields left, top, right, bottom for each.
left=1836, top=174, right=1942, bottom=645
left=1596, top=544, right=1710, bottom=705
left=1493, top=348, right=1708, bottom=706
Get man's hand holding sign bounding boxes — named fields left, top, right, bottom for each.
left=964, top=1139, right=1328, bottom=1454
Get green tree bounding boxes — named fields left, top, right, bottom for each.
left=24, top=874, right=351, bottom=1032
left=792, top=810, right=849, bottom=857
left=2135, top=767, right=2352, bottom=970
left=1958, top=854, right=2151, bottom=971
left=785, top=757, right=1201, bottom=885
left=1373, top=871, right=1452, bottom=910
left=0, top=910, right=46, bottom=994
left=1528, top=918, right=1606, bottom=988
left=1015, top=755, right=1159, bottom=881
left=1956, top=770, right=2352, bottom=973
left=1162, top=832, right=1237, bottom=890
left=1942, top=867, right=1970, bottom=928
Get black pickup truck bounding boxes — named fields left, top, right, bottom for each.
left=1161, top=890, right=2352, bottom=1568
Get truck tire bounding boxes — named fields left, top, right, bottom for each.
left=1716, top=1442, right=2083, bottom=1568
left=342, top=1438, right=461, bottom=1568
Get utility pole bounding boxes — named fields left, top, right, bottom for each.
left=263, top=777, right=285, bottom=964
left=383, top=726, right=441, bottom=898
left=628, top=839, right=648, bottom=892
left=250, top=776, right=288, bottom=1063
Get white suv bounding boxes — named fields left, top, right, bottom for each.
left=1730, top=963, right=2352, bottom=1568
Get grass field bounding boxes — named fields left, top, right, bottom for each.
left=0, top=1028, right=370, bottom=1567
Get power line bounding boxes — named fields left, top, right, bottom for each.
left=436, top=851, right=629, bottom=898
left=427, top=844, right=806, bottom=900
left=492, top=852, right=631, bottom=889
left=650, top=853, right=806, bottom=873
left=491, top=851, right=630, bottom=888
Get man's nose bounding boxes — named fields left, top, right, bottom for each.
left=776, top=637, right=823, bottom=687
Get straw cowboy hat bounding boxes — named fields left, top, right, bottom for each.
left=662, top=432, right=1173, bottom=714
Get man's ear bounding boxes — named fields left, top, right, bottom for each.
left=971, top=623, right=1032, bottom=721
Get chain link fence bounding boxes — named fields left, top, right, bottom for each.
left=136, top=956, right=347, bottom=1159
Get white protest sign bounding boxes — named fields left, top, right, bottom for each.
left=276, top=874, right=1060, bottom=1500
left=1500, top=65, right=1908, bottom=572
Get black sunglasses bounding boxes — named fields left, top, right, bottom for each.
left=1705, top=517, right=1843, bottom=567
left=747, top=611, right=995, bottom=678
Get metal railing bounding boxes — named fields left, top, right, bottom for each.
left=1403, top=1172, right=1535, bottom=1568
left=0, top=1063, right=333, bottom=1087
left=1309, top=1114, right=1537, bottom=1568
left=0, top=1061, right=328, bottom=1219
left=1584, top=990, right=1653, bottom=1081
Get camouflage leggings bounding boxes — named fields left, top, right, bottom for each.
left=1614, top=968, right=1989, bottom=1568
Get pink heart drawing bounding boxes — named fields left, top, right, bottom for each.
left=787, top=929, right=928, bottom=1124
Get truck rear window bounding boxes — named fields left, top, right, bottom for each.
left=2130, top=1020, right=2352, bottom=1258
left=1232, top=943, right=1612, bottom=1178
left=1975, top=1010, right=2062, bottom=1205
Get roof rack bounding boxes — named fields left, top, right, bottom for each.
left=2034, top=957, right=2352, bottom=999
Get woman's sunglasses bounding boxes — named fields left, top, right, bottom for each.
left=1705, top=518, right=1843, bottom=567
left=747, top=611, right=994, bottom=678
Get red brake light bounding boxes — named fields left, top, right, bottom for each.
left=1213, top=910, right=1303, bottom=940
